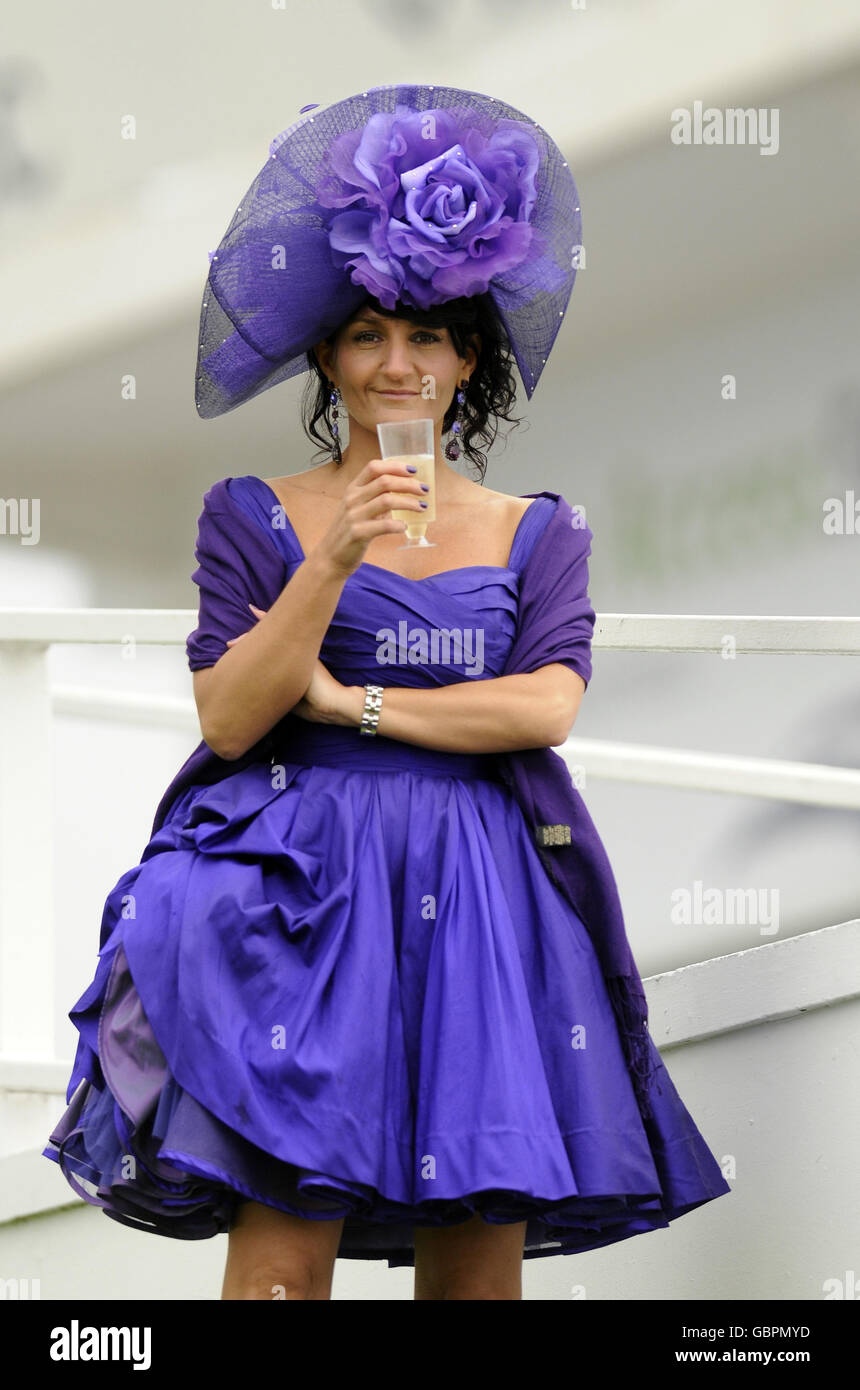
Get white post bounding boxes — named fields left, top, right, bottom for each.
left=0, top=644, right=54, bottom=1060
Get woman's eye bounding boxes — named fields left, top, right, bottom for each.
left=354, top=331, right=440, bottom=343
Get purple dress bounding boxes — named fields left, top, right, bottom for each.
left=43, top=476, right=730, bottom=1266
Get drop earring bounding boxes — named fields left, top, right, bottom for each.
left=445, top=379, right=468, bottom=461
left=328, top=381, right=342, bottom=464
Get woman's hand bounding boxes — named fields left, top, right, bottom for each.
left=290, top=657, right=351, bottom=724
left=309, top=456, right=430, bottom=578
left=226, top=604, right=355, bottom=725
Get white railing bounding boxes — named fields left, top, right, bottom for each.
left=1, top=606, right=859, bottom=1070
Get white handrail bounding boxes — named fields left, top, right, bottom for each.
left=42, top=684, right=860, bottom=810
left=1, top=607, right=860, bottom=653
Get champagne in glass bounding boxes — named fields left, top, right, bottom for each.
left=376, top=418, right=437, bottom=549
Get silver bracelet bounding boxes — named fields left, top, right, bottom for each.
left=359, top=683, right=384, bottom=737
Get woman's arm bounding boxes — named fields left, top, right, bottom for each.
left=333, top=664, right=586, bottom=754
left=193, top=551, right=348, bottom=761
left=193, top=461, right=430, bottom=761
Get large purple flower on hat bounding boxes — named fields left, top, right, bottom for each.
left=316, top=105, right=543, bottom=309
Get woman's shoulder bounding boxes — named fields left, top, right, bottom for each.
left=480, top=486, right=536, bottom=519
left=259, top=467, right=329, bottom=493
left=453, top=482, right=552, bottom=525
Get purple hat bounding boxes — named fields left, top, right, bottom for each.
left=195, top=82, right=582, bottom=419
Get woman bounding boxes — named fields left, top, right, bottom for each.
left=43, top=84, right=730, bottom=1300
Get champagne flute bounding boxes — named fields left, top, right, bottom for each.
left=376, top=418, right=437, bottom=549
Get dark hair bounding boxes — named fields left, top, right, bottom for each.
left=301, top=292, right=522, bottom=482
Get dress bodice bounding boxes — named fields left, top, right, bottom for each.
left=229, top=475, right=555, bottom=690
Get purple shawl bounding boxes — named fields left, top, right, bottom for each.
left=152, top=479, right=656, bottom=1116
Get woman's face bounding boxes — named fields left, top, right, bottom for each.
left=315, top=308, right=478, bottom=436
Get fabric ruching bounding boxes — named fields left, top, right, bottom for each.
left=44, top=756, right=729, bottom=1265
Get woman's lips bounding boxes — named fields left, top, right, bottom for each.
left=376, top=390, right=418, bottom=397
